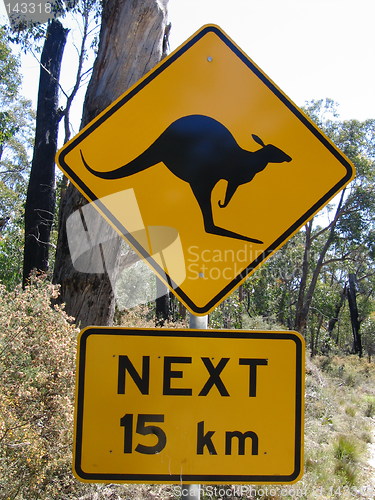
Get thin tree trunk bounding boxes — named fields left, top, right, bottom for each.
left=294, top=189, right=346, bottom=333
left=310, top=324, right=315, bottom=357
left=155, top=278, right=170, bottom=326
left=327, top=284, right=347, bottom=337
left=347, top=273, right=362, bottom=357
left=315, top=314, right=325, bottom=354
left=23, top=20, right=68, bottom=285
left=294, top=221, right=312, bottom=332
left=53, top=0, right=169, bottom=327
left=178, top=302, right=187, bottom=320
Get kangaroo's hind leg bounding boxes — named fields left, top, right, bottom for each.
left=190, top=183, right=264, bottom=244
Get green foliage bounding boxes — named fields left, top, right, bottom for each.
left=0, top=27, right=21, bottom=100
left=209, top=289, right=244, bottom=329
left=0, top=27, right=32, bottom=169
left=361, top=315, right=375, bottom=361
left=0, top=25, right=34, bottom=289
left=238, top=100, right=375, bottom=359
left=4, top=0, right=102, bottom=52
left=0, top=96, right=34, bottom=187
left=0, top=180, right=24, bottom=288
left=241, top=233, right=304, bottom=328
left=0, top=276, right=81, bottom=498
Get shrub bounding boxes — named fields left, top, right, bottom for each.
left=0, top=276, right=80, bottom=499
left=364, top=396, right=375, bottom=418
left=333, top=435, right=360, bottom=486
left=334, top=436, right=359, bottom=463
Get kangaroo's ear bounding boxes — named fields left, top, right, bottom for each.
left=252, top=134, right=265, bottom=146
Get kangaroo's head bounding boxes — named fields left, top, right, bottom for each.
left=252, top=134, right=292, bottom=163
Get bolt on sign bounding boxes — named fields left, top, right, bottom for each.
left=73, top=328, right=305, bottom=484
left=56, top=25, right=355, bottom=315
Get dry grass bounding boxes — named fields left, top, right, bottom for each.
left=295, top=355, right=375, bottom=499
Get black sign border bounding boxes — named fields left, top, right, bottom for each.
left=58, top=25, right=354, bottom=315
left=74, top=327, right=304, bottom=484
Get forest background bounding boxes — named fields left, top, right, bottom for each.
left=0, top=0, right=374, bottom=499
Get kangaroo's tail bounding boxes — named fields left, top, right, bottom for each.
left=80, top=145, right=158, bottom=180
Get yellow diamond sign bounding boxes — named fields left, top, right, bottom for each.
left=57, top=25, right=355, bottom=315
left=74, top=327, right=305, bottom=483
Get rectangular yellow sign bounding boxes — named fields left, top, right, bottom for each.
left=74, top=328, right=304, bottom=484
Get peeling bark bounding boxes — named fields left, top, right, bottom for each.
left=53, top=0, right=169, bottom=327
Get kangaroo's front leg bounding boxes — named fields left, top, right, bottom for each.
left=218, top=181, right=239, bottom=208
left=190, top=183, right=263, bottom=244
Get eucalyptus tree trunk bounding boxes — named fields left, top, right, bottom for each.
left=327, top=284, right=347, bottom=338
left=53, top=0, right=170, bottom=326
left=23, top=20, right=68, bottom=286
left=347, top=274, right=362, bottom=357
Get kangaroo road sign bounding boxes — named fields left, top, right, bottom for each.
left=74, top=327, right=305, bottom=484
left=56, top=25, right=355, bottom=315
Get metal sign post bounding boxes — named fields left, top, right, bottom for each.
left=179, top=313, right=208, bottom=500
left=179, top=484, right=200, bottom=500
left=189, top=313, right=208, bottom=330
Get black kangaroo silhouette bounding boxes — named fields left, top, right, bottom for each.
left=81, top=114, right=292, bottom=243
